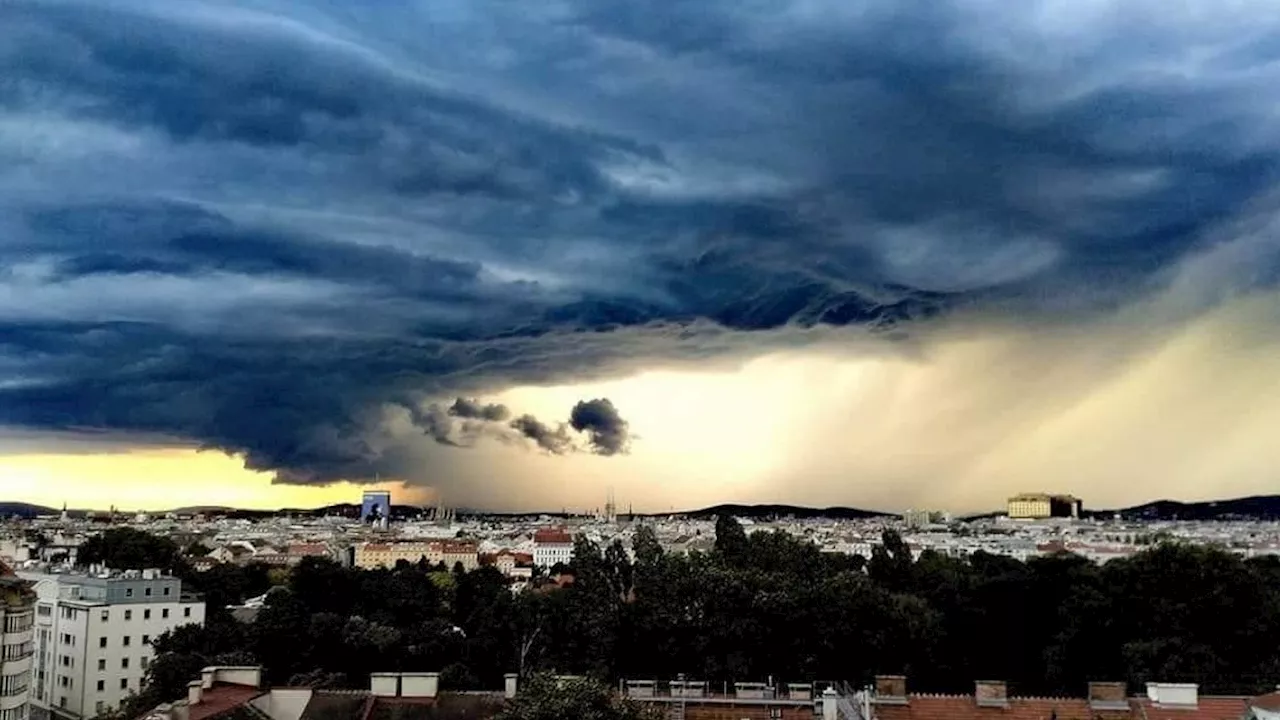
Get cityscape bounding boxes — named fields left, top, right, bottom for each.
left=2, top=489, right=1280, bottom=719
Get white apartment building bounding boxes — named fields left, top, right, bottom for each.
left=1, top=564, right=36, bottom=720
left=19, top=569, right=205, bottom=720
left=531, top=529, right=574, bottom=569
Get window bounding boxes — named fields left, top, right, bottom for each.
left=124, top=609, right=132, bottom=621
left=99, top=637, right=107, bottom=648
left=121, top=658, right=129, bottom=669
left=163, top=587, right=171, bottom=596
left=122, top=636, right=131, bottom=647
left=143, top=609, right=151, bottom=620
left=1, top=642, right=33, bottom=661
left=4, top=611, right=33, bottom=633
left=59, top=696, right=67, bottom=708
left=38, top=605, right=51, bottom=617
left=98, top=659, right=106, bottom=671
left=162, top=609, right=170, bottom=619
left=2, top=705, right=31, bottom=720
left=1, top=672, right=28, bottom=697
left=96, top=701, right=105, bottom=714
left=142, top=635, right=150, bottom=645
left=141, top=657, right=150, bottom=669
left=100, top=610, right=109, bottom=622
left=183, top=607, right=191, bottom=618
left=96, top=680, right=105, bottom=692
left=125, top=588, right=133, bottom=598
left=120, top=679, right=128, bottom=690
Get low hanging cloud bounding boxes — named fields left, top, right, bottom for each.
left=569, top=398, right=631, bottom=456
left=448, top=398, right=511, bottom=423
left=508, top=415, right=576, bottom=455
left=414, top=397, right=632, bottom=456
left=2, top=0, right=1280, bottom=496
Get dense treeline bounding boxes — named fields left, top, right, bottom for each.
left=83, top=520, right=1280, bottom=716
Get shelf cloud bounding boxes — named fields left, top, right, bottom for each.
left=2, top=0, right=1280, bottom=498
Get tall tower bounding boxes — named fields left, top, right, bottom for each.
left=605, top=487, right=617, bottom=524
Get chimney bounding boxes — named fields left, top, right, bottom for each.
left=1147, top=683, right=1198, bottom=708
left=399, top=673, right=439, bottom=698
left=975, top=680, right=1008, bottom=708
left=874, top=675, right=908, bottom=705
left=504, top=674, right=518, bottom=699
left=822, top=687, right=838, bottom=720
left=1088, top=681, right=1128, bottom=710
left=369, top=673, right=399, bottom=697
left=187, top=681, right=203, bottom=706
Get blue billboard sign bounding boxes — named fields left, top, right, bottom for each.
left=361, top=490, right=391, bottom=523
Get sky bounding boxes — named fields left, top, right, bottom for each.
left=4, top=0, right=1280, bottom=513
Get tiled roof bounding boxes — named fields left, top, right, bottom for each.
left=298, top=691, right=502, bottom=720
left=188, top=685, right=266, bottom=720
left=873, top=694, right=1254, bottom=720
left=377, top=695, right=502, bottom=720
left=1131, top=697, right=1250, bottom=720
left=533, top=529, right=572, bottom=544
left=1250, top=692, right=1280, bottom=712
left=299, top=691, right=372, bottom=720
left=874, top=694, right=1132, bottom=720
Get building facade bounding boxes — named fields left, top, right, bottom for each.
left=352, top=540, right=479, bottom=571
left=1007, top=493, right=1081, bottom=519
left=532, top=530, right=574, bottom=569
left=19, top=569, right=205, bottom=720
left=1, top=563, right=35, bottom=720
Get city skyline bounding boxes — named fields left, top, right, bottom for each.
left=5, top=0, right=1280, bottom=512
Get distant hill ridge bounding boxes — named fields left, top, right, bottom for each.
left=5, top=495, right=1280, bottom=521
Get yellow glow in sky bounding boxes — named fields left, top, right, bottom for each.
left=1, top=447, right=417, bottom=511
left=8, top=290, right=1280, bottom=514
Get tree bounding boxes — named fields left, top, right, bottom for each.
left=184, top=541, right=212, bottom=557
left=713, top=514, right=747, bottom=563
left=496, top=674, right=660, bottom=720
left=77, top=528, right=187, bottom=573
left=631, top=525, right=663, bottom=569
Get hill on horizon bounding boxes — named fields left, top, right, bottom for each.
left=674, top=503, right=892, bottom=520
left=0, top=502, right=57, bottom=518
left=1099, top=494, right=1280, bottom=521
left=8, top=494, right=1280, bottom=521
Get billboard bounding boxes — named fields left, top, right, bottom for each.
left=361, top=490, right=392, bottom=523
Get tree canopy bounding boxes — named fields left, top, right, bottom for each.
left=83, top=519, right=1280, bottom=719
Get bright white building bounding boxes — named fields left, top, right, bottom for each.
left=19, top=569, right=205, bottom=720
left=532, top=529, right=574, bottom=569
left=1, top=563, right=36, bottom=720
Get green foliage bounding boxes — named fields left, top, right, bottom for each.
left=495, top=674, right=660, bottom=720
left=78, top=527, right=187, bottom=573
left=126, top=525, right=1280, bottom=707
left=185, top=541, right=213, bottom=557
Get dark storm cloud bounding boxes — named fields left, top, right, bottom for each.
left=3, top=0, right=1280, bottom=484
left=569, top=399, right=631, bottom=456
left=508, top=415, right=574, bottom=456
left=448, top=398, right=511, bottom=423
